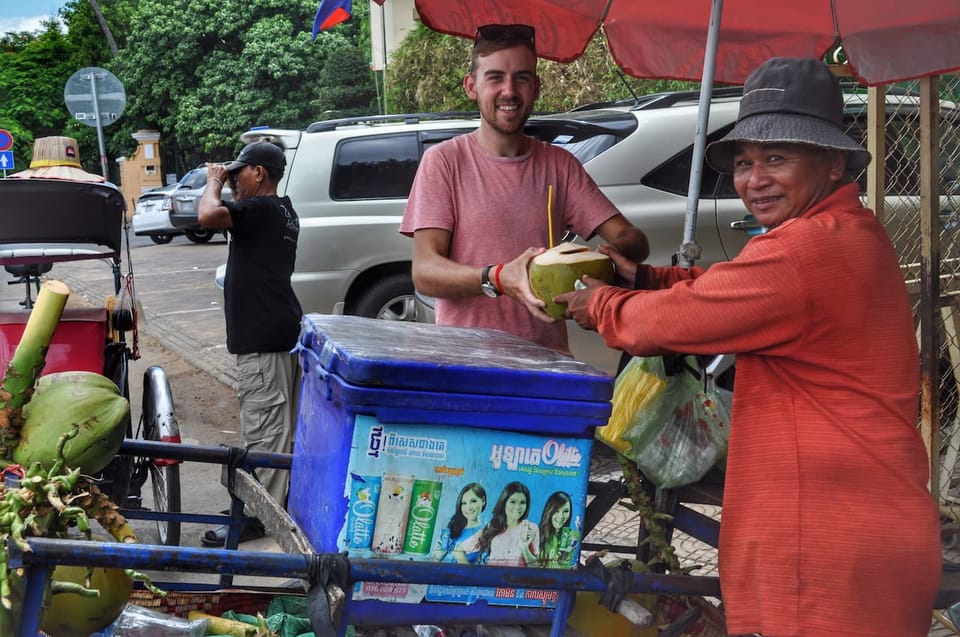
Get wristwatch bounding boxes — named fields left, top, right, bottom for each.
left=481, top=264, right=501, bottom=298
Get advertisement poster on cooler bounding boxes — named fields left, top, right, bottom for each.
left=342, top=414, right=592, bottom=607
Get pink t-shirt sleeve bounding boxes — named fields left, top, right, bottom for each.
left=400, top=144, right=457, bottom=236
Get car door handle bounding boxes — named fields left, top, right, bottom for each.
left=730, top=219, right=762, bottom=231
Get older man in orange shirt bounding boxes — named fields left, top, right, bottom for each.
left=560, top=57, right=940, bottom=637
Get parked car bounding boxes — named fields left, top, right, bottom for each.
left=169, top=166, right=233, bottom=243
left=229, top=87, right=958, bottom=373
left=132, top=183, right=181, bottom=244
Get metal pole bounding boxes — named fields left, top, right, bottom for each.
left=380, top=2, right=388, bottom=114
left=88, top=71, right=110, bottom=180
left=919, top=76, right=942, bottom=497
left=678, top=0, right=723, bottom=267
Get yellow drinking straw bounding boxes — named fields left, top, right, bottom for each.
left=547, top=184, right=554, bottom=248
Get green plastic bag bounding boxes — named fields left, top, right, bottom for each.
left=622, top=356, right=730, bottom=489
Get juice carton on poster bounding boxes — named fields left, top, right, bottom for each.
left=340, top=414, right=592, bottom=607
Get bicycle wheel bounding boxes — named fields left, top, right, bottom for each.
left=141, top=366, right=183, bottom=546
left=149, top=460, right=181, bottom=546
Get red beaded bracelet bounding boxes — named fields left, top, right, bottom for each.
left=493, top=263, right=505, bottom=294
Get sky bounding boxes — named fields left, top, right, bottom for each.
left=0, top=1, right=67, bottom=35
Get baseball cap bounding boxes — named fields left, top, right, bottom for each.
left=225, top=141, right=286, bottom=175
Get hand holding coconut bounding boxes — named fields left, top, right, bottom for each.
left=596, top=243, right=639, bottom=287
left=529, top=243, right=616, bottom=325
left=554, top=274, right=609, bottom=330
left=495, top=247, right=561, bottom=324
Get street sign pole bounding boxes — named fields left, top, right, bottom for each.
left=87, top=71, right=109, bottom=180
left=64, top=67, right=126, bottom=182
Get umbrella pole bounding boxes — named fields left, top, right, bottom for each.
left=678, top=0, right=723, bottom=268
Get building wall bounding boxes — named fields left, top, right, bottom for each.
left=118, top=129, right=163, bottom=217
left=369, top=0, right=418, bottom=71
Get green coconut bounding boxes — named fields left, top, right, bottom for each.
left=40, top=563, right=133, bottom=637
left=35, top=370, right=121, bottom=393
left=529, top=242, right=615, bottom=320
left=12, top=372, right=129, bottom=475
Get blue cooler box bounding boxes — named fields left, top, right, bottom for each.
left=289, top=315, right=613, bottom=607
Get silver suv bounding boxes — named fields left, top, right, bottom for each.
left=236, top=88, right=958, bottom=372
left=169, top=165, right=234, bottom=243
left=238, top=91, right=751, bottom=311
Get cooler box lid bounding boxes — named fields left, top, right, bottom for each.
left=299, top=314, right=613, bottom=403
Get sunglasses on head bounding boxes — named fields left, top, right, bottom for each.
left=474, top=23, right=535, bottom=46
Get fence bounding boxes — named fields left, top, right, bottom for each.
left=842, top=74, right=960, bottom=511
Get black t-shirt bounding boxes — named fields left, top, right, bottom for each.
left=223, top=195, right=302, bottom=354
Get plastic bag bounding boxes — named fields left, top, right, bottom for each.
left=621, top=356, right=730, bottom=489
left=97, top=603, right=208, bottom=637
left=596, top=356, right=669, bottom=454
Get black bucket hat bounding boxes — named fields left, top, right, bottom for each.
left=225, top=141, right=286, bottom=176
left=705, top=57, right=871, bottom=175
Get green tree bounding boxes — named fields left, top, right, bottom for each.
left=386, top=23, right=699, bottom=114
left=0, top=1, right=134, bottom=177
left=59, top=0, right=135, bottom=176
left=114, top=0, right=377, bottom=170
left=0, top=21, right=77, bottom=168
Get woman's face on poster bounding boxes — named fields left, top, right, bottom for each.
left=460, top=489, right=485, bottom=523
left=551, top=500, right=571, bottom=530
left=505, top=491, right=528, bottom=525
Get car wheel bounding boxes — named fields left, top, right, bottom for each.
left=184, top=229, right=215, bottom=243
left=349, top=274, right=417, bottom=321
left=150, top=234, right=175, bottom=245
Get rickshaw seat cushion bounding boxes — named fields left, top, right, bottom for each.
left=0, top=308, right=108, bottom=376
left=4, top=263, right=53, bottom=278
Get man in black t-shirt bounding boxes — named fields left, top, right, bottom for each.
left=198, top=141, right=302, bottom=546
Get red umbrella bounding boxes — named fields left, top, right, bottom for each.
left=411, top=0, right=960, bottom=263
left=413, top=0, right=960, bottom=86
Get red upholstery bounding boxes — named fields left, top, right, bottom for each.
left=0, top=308, right=107, bottom=376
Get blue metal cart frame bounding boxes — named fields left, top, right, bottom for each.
left=11, top=439, right=724, bottom=637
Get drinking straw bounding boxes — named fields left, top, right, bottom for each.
left=547, top=184, right=554, bottom=248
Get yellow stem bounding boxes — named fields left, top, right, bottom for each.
left=0, top=280, right=70, bottom=457
left=547, top=185, right=554, bottom=249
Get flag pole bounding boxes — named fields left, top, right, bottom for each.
left=380, top=1, right=388, bottom=114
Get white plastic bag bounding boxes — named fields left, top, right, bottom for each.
left=622, top=356, right=730, bottom=489
left=100, top=603, right=208, bottom=637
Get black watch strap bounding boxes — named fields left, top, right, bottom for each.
left=481, top=264, right=501, bottom=297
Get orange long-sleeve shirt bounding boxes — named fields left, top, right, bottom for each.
left=589, top=183, right=940, bottom=637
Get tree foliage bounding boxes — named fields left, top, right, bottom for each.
left=114, top=0, right=377, bottom=171
left=0, top=21, right=80, bottom=168
left=386, top=23, right=699, bottom=114
left=0, top=1, right=131, bottom=176
left=0, top=0, right=378, bottom=177
left=1, top=3, right=703, bottom=182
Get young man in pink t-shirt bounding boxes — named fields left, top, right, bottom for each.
left=399, top=24, right=648, bottom=355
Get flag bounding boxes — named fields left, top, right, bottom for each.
left=312, top=0, right=352, bottom=40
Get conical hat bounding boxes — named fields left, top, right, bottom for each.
left=8, top=136, right=105, bottom=183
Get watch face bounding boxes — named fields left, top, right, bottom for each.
left=481, top=265, right=500, bottom=297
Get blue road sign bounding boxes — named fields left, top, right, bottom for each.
left=0, top=151, right=15, bottom=171
left=0, top=129, right=11, bottom=152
